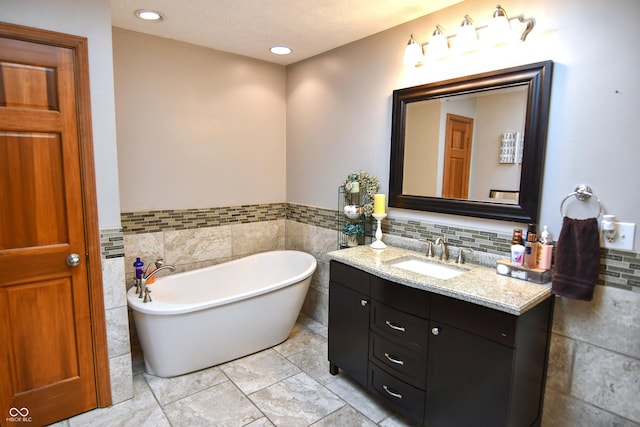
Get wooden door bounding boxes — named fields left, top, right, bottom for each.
left=0, top=24, right=110, bottom=426
left=442, top=114, right=473, bottom=199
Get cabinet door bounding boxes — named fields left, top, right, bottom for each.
left=328, top=281, right=370, bottom=386
left=425, top=322, right=514, bottom=427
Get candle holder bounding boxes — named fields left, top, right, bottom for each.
left=370, top=213, right=387, bottom=249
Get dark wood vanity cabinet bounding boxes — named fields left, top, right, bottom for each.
left=328, top=261, right=553, bottom=427
left=328, top=261, right=371, bottom=385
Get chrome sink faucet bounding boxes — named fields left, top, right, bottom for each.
left=138, top=260, right=176, bottom=303
left=434, top=237, right=449, bottom=261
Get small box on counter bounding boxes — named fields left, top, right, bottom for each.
left=496, top=259, right=552, bottom=284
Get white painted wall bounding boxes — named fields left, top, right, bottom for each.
left=112, top=29, right=286, bottom=212
left=1, top=0, right=121, bottom=228
left=286, top=0, right=640, bottom=250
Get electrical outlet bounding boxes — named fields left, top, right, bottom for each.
left=602, top=222, right=636, bottom=250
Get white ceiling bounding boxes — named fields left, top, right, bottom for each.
left=110, top=0, right=462, bottom=65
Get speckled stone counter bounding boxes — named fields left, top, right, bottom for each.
left=327, top=245, right=551, bottom=315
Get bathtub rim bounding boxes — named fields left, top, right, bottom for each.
left=127, top=250, right=317, bottom=316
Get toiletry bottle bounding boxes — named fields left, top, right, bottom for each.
left=537, top=226, right=553, bottom=270
left=523, top=232, right=538, bottom=269
left=523, top=224, right=538, bottom=269
left=511, top=229, right=523, bottom=245
left=134, top=257, right=144, bottom=280
left=511, top=244, right=525, bottom=266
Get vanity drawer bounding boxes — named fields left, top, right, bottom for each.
left=330, top=261, right=371, bottom=295
left=371, top=301, right=429, bottom=351
left=370, top=332, right=427, bottom=388
left=371, top=275, right=430, bottom=318
left=369, top=362, right=425, bottom=424
left=430, top=294, right=517, bottom=347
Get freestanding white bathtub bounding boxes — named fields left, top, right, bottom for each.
left=127, top=250, right=317, bottom=377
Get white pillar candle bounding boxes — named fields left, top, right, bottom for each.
left=373, top=194, right=386, bottom=214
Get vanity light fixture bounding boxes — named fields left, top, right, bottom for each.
left=456, top=15, right=478, bottom=53
left=426, top=25, right=449, bottom=59
left=134, top=9, right=164, bottom=22
left=403, top=5, right=534, bottom=67
left=403, top=34, right=424, bottom=66
left=487, top=5, right=512, bottom=45
left=270, top=46, right=292, bottom=55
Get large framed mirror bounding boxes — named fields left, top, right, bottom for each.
left=389, top=61, right=553, bottom=223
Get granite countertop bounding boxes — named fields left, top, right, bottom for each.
left=327, top=245, right=552, bottom=316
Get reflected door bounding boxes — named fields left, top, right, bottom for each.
left=442, top=114, right=473, bottom=199
left=0, top=35, right=99, bottom=425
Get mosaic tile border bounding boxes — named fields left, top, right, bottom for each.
left=100, top=227, right=125, bottom=259
left=289, top=203, right=640, bottom=293
left=121, top=203, right=286, bottom=234
left=116, top=203, right=639, bottom=292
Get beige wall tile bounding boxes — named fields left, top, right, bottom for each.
left=109, top=353, right=134, bottom=405
left=102, top=257, right=126, bottom=310
left=571, top=342, right=640, bottom=422
left=164, top=226, right=232, bottom=265
left=543, top=388, right=638, bottom=427
left=232, top=220, right=285, bottom=256
left=106, top=306, right=131, bottom=358
left=546, top=334, right=575, bottom=393
left=285, top=220, right=310, bottom=251
left=124, top=232, right=165, bottom=286
left=553, top=285, right=640, bottom=359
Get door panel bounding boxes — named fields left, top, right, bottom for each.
left=442, top=114, right=473, bottom=199
left=0, top=32, right=99, bottom=426
left=6, top=279, right=78, bottom=392
left=0, top=133, right=67, bottom=249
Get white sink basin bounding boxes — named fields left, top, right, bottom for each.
left=389, top=257, right=465, bottom=280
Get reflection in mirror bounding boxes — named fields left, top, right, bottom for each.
left=389, top=61, right=553, bottom=223
left=403, top=85, right=527, bottom=203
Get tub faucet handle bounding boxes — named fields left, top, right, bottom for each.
left=143, top=286, right=152, bottom=303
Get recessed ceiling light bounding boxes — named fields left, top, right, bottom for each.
left=270, top=46, right=292, bottom=55
left=134, top=9, right=164, bottom=22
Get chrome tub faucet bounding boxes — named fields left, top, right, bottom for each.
left=136, top=259, right=176, bottom=303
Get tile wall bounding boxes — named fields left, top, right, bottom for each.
left=111, top=202, right=639, bottom=425
left=99, top=228, right=133, bottom=404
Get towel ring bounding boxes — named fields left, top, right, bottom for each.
left=559, top=185, right=603, bottom=217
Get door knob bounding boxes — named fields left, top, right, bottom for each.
left=66, top=253, right=81, bottom=267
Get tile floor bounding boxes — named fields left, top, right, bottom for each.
left=50, top=315, right=417, bottom=427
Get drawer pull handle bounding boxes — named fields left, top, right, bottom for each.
left=383, top=385, right=403, bottom=399
left=385, top=320, right=406, bottom=332
left=384, top=353, right=404, bottom=366
left=431, top=327, right=440, bottom=336
left=360, top=299, right=368, bottom=306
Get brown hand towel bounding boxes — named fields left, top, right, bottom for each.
left=552, top=217, right=601, bottom=301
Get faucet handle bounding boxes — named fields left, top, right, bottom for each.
left=426, top=241, right=434, bottom=257
left=143, top=286, right=152, bottom=303
left=456, top=248, right=472, bottom=264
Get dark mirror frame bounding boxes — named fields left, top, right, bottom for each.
left=389, top=60, right=553, bottom=223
